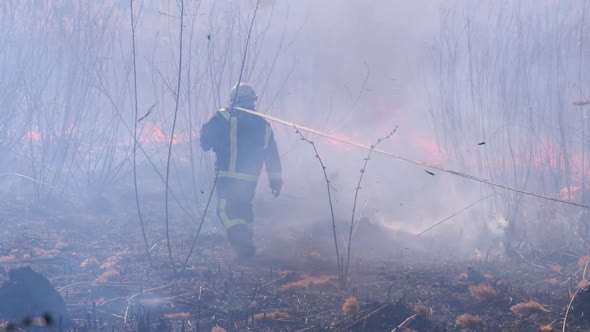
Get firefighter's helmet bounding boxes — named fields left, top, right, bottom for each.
left=229, top=83, right=257, bottom=107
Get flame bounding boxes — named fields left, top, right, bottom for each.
left=141, top=122, right=173, bottom=144
left=139, top=121, right=197, bottom=144
left=561, top=185, right=583, bottom=201
left=25, top=130, right=42, bottom=142
left=23, top=125, right=79, bottom=144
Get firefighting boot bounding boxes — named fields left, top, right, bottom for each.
left=227, top=224, right=256, bottom=257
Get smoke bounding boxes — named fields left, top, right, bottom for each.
left=1, top=0, right=588, bottom=267
left=252, top=0, right=590, bottom=261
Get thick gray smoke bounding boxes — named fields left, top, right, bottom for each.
left=0, top=0, right=588, bottom=266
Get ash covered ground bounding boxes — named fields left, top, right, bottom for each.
left=0, top=186, right=589, bottom=332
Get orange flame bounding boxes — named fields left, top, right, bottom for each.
left=139, top=122, right=197, bottom=144
left=25, top=130, right=42, bottom=142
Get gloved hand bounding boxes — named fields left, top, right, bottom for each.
left=270, top=179, right=283, bottom=197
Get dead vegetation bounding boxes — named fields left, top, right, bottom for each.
left=163, top=312, right=190, bottom=319
left=95, top=269, right=120, bottom=283
left=1, top=210, right=590, bottom=331
left=510, top=301, right=550, bottom=315
left=80, top=257, right=100, bottom=269
left=455, top=313, right=482, bottom=329
left=468, top=284, right=498, bottom=301
left=539, top=323, right=553, bottom=331
left=342, top=296, right=360, bottom=317
left=279, top=274, right=336, bottom=292
left=414, top=304, right=430, bottom=315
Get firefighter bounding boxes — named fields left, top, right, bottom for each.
left=200, top=83, right=283, bottom=257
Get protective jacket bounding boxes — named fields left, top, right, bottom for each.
left=200, top=107, right=282, bottom=185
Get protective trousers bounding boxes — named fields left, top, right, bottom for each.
left=216, top=177, right=257, bottom=257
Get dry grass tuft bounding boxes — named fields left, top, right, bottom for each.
left=548, top=264, right=562, bottom=273
left=280, top=275, right=335, bottom=292
left=414, top=304, right=429, bottom=315
left=101, top=255, right=119, bottom=269
left=0, top=255, right=16, bottom=262
left=539, top=323, right=552, bottom=331
left=511, top=301, right=550, bottom=315
left=342, top=296, right=360, bottom=317
left=100, top=250, right=129, bottom=270
left=164, top=312, right=190, bottom=319
left=80, top=257, right=100, bottom=269
left=579, top=279, right=590, bottom=289
left=253, top=311, right=289, bottom=322
left=54, top=239, right=68, bottom=250
left=456, top=313, right=482, bottom=329
left=95, top=269, right=120, bottom=283
left=469, top=284, right=498, bottom=301
left=33, top=248, right=60, bottom=257
left=211, top=326, right=227, bottom=332
left=579, top=256, right=590, bottom=267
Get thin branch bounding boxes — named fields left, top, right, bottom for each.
left=563, top=287, right=581, bottom=332
left=295, top=127, right=342, bottom=283
left=391, top=314, right=418, bottom=332
left=345, top=127, right=397, bottom=278
left=137, top=104, right=155, bottom=123
left=164, top=0, right=184, bottom=274
left=130, top=0, right=152, bottom=266
left=561, top=262, right=590, bottom=332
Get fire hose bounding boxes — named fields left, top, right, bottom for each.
left=234, top=106, right=590, bottom=210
